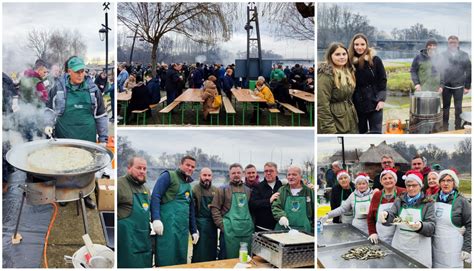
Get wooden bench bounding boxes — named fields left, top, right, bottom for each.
left=268, top=108, right=280, bottom=126
left=159, top=101, right=181, bottom=125
left=279, top=102, right=305, bottom=126
left=131, top=108, right=149, bottom=125
left=149, top=96, right=167, bottom=124
left=223, top=96, right=236, bottom=125
left=209, top=108, right=220, bottom=125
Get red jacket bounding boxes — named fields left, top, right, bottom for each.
left=367, top=187, right=406, bottom=235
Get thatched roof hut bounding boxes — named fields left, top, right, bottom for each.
left=359, top=141, right=408, bottom=164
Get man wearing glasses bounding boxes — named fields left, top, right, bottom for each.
left=249, top=162, right=283, bottom=232
left=372, top=155, right=406, bottom=190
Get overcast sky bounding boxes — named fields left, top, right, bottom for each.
left=317, top=136, right=469, bottom=162
left=3, top=2, right=115, bottom=71
left=118, top=2, right=314, bottom=64
left=322, top=2, right=471, bottom=40
left=119, top=130, right=314, bottom=170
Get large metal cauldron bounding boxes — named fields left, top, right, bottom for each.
left=6, top=139, right=113, bottom=203
left=409, top=91, right=443, bottom=133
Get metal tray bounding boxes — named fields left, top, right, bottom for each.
left=317, top=223, right=367, bottom=248
left=252, top=230, right=314, bottom=268
left=317, top=239, right=427, bottom=268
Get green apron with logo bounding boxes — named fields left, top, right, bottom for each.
left=192, top=189, right=217, bottom=263
left=274, top=195, right=311, bottom=232
left=155, top=177, right=191, bottom=267
left=118, top=192, right=152, bottom=268
left=55, top=82, right=96, bottom=142
left=223, top=192, right=254, bottom=259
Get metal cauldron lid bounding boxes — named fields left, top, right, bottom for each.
left=6, top=139, right=113, bottom=177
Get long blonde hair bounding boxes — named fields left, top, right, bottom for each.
left=325, top=42, right=356, bottom=89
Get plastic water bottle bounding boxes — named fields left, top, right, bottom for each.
left=317, top=221, right=323, bottom=233
left=239, top=242, right=248, bottom=263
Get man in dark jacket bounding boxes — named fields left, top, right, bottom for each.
left=249, top=162, right=283, bottom=232
left=165, top=63, right=183, bottom=104
left=94, top=71, right=108, bottom=93
left=372, top=155, right=406, bottom=190
left=192, top=63, right=204, bottom=88
left=410, top=39, right=441, bottom=92
left=222, top=68, right=234, bottom=99
left=145, top=72, right=160, bottom=104
left=439, top=35, right=472, bottom=130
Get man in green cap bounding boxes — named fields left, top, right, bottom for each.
left=45, top=55, right=108, bottom=209
left=151, top=155, right=198, bottom=267
left=210, top=163, right=254, bottom=259
left=191, top=167, right=218, bottom=263
left=117, top=157, right=152, bottom=268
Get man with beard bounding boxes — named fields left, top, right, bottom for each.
left=151, top=155, right=198, bottom=267
left=272, top=165, right=314, bottom=232
left=191, top=167, right=218, bottom=263
left=210, top=163, right=253, bottom=259
left=118, top=157, right=152, bottom=268
left=244, top=164, right=260, bottom=190
left=249, top=162, right=283, bottom=232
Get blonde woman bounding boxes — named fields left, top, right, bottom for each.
left=317, top=43, right=358, bottom=134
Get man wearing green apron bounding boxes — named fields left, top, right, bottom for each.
left=44, top=56, right=108, bottom=209
left=117, top=157, right=152, bottom=268
left=192, top=167, right=218, bottom=263
left=210, top=163, right=254, bottom=259
left=151, top=156, right=198, bottom=267
left=272, top=165, right=314, bottom=233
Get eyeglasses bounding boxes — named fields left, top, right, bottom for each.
left=406, top=184, right=420, bottom=188
left=382, top=161, right=392, bottom=165
left=439, top=179, right=454, bottom=184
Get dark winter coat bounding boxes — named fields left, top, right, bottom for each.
left=410, top=49, right=440, bottom=91
left=249, top=178, right=283, bottom=231
left=164, top=68, right=182, bottom=93
left=352, top=49, right=387, bottom=113
left=129, top=83, right=151, bottom=112
left=440, top=49, right=472, bottom=89
left=330, top=182, right=356, bottom=223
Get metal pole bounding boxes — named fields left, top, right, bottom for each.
left=105, top=11, right=109, bottom=74
left=13, top=191, right=26, bottom=240
left=79, top=192, right=89, bottom=235
left=341, top=137, right=346, bottom=170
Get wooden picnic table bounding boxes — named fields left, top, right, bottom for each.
left=117, top=91, right=132, bottom=124
left=175, top=88, right=204, bottom=125
left=164, top=256, right=272, bottom=269
left=290, top=89, right=314, bottom=125
left=231, top=88, right=266, bottom=125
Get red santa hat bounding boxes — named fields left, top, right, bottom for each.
left=438, top=169, right=460, bottom=187
left=402, top=170, right=424, bottom=187
left=380, top=168, right=398, bottom=182
left=336, top=170, right=350, bottom=181
left=353, top=172, right=370, bottom=184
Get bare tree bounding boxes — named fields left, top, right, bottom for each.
left=260, top=3, right=314, bottom=41
left=118, top=2, right=232, bottom=77
left=27, top=29, right=50, bottom=60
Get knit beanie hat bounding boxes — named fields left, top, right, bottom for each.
left=438, top=169, right=460, bottom=187
left=337, top=170, right=350, bottom=181
left=402, top=170, right=424, bottom=187
left=353, top=172, right=370, bottom=185
left=427, top=171, right=439, bottom=181
left=380, top=168, right=398, bottom=182
left=425, top=38, right=438, bottom=48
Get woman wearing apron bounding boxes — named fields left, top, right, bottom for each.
left=379, top=170, right=435, bottom=267
left=432, top=169, right=471, bottom=268
left=329, top=170, right=355, bottom=224
left=321, top=172, right=373, bottom=234
left=367, top=168, right=406, bottom=244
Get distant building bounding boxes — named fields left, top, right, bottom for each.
left=358, top=141, right=409, bottom=179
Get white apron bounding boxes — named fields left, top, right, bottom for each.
left=340, top=188, right=354, bottom=224
left=375, top=191, right=397, bottom=244
left=352, top=194, right=371, bottom=234
left=433, top=193, right=463, bottom=268
left=392, top=206, right=432, bottom=267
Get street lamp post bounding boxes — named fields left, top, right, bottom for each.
left=99, top=2, right=111, bottom=74
left=337, top=136, right=346, bottom=170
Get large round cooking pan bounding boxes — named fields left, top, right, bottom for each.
left=6, top=139, right=113, bottom=177
left=410, top=91, right=441, bottom=116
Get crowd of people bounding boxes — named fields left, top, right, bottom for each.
left=318, top=154, right=471, bottom=268
left=317, top=33, right=471, bottom=134
left=2, top=57, right=114, bottom=207
left=117, top=61, right=314, bottom=124
left=118, top=156, right=314, bottom=268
